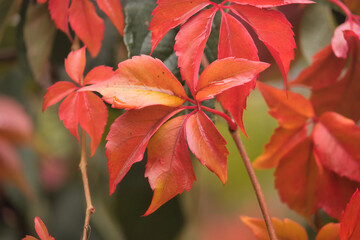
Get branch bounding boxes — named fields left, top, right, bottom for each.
left=229, top=126, right=278, bottom=240
left=200, top=54, right=278, bottom=239
left=79, top=129, right=95, bottom=240
left=71, top=37, right=95, bottom=240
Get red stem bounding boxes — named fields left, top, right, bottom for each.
left=200, top=105, right=237, bottom=131
left=328, top=0, right=354, bottom=20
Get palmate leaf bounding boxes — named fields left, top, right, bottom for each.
left=106, top=106, right=183, bottom=195
left=186, top=110, right=228, bottom=184
left=292, top=27, right=360, bottom=122
left=275, top=137, right=319, bottom=220
left=23, top=217, right=54, bottom=240
left=341, top=190, right=360, bottom=239
left=241, top=216, right=308, bottom=240
left=196, top=58, right=269, bottom=101
left=313, top=112, right=360, bottom=182
left=257, top=82, right=315, bottom=129
left=83, top=55, right=187, bottom=109
left=150, top=0, right=312, bottom=92
left=145, top=115, right=196, bottom=215
left=38, top=0, right=124, bottom=57
left=316, top=223, right=340, bottom=240
left=43, top=47, right=110, bottom=156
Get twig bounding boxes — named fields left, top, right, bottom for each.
left=229, top=126, right=278, bottom=240
left=200, top=54, right=278, bottom=239
left=79, top=129, right=95, bottom=240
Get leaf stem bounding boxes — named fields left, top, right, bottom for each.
left=327, top=0, right=354, bottom=21
left=201, top=105, right=237, bottom=131
left=79, top=129, right=95, bottom=240
left=228, top=126, right=278, bottom=240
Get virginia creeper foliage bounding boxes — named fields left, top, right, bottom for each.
left=37, top=0, right=124, bottom=57
left=43, top=47, right=112, bottom=156
left=23, top=217, right=54, bottom=240
left=84, top=55, right=269, bottom=214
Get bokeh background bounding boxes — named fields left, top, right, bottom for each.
left=0, top=0, right=340, bottom=239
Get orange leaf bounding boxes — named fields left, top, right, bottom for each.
left=58, top=91, right=107, bottom=156
left=96, top=0, right=124, bottom=35
left=196, top=58, right=269, bottom=101
left=42, top=81, right=78, bottom=112
left=275, top=137, right=319, bottom=220
left=291, top=45, right=347, bottom=90
left=316, top=223, right=340, bottom=240
left=48, top=0, right=71, bottom=40
left=218, top=12, right=258, bottom=60
left=83, top=65, right=114, bottom=85
left=253, top=126, right=308, bottom=169
left=149, top=0, right=210, bottom=53
left=229, top=0, right=314, bottom=7
left=69, top=0, right=104, bottom=57
left=341, top=189, right=360, bottom=239
left=257, top=82, right=315, bottom=129
left=231, top=4, right=296, bottom=88
left=316, top=164, right=359, bottom=220
left=30, top=217, right=54, bottom=240
left=217, top=80, right=255, bottom=136
left=145, top=115, right=196, bottom=215
left=174, top=8, right=217, bottom=92
left=64, top=47, right=86, bottom=85
left=78, top=92, right=108, bottom=156
left=106, top=106, right=182, bottom=195
left=186, top=111, right=228, bottom=184
left=241, top=216, right=308, bottom=240
left=83, top=55, right=187, bottom=109
left=313, top=112, right=360, bottom=182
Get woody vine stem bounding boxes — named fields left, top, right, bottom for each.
left=72, top=37, right=95, bottom=240
left=201, top=56, right=278, bottom=240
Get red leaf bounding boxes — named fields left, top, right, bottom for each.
left=58, top=91, right=107, bottom=156
left=291, top=45, right=347, bottom=90
left=48, top=0, right=71, bottom=40
left=22, top=236, right=38, bottom=240
left=69, top=0, right=104, bottom=57
left=145, top=115, right=196, bottom=215
left=42, top=81, right=78, bottom=112
left=78, top=91, right=108, bottom=156
left=0, top=138, right=33, bottom=199
left=0, top=96, right=33, bottom=144
left=37, top=0, right=48, bottom=3
left=106, top=106, right=182, bottom=195
left=196, top=58, right=269, bottom=101
left=96, top=0, right=124, bottom=35
left=83, top=55, right=187, bottom=109
left=218, top=12, right=258, bottom=60
left=331, top=21, right=360, bottom=58
left=241, top=216, right=308, bottom=240
left=313, top=112, right=360, bottom=182
left=174, top=8, right=217, bottom=92
left=275, top=137, right=319, bottom=220
left=253, top=126, right=308, bottom=169
left=341, top=189, right=360, bottom=239
left=83, top=65, right=114, bottom=85
left=257, top=82, right=315, bottom=129
left=58, top=92, right=80, bottom=140
left=229, top=0, right=314, bottom=7
left=64, top=47, right=86, bottom=85
left=186, top=110, right=228, bottom=184
left=316, top=223, right=340, bottom=240
left=231, top=4, right=296, bottom=87
left=149, top=0, right=210, bottom=53
left=316, top=164, right=359, bottom=220
left=34, top=217, right=54, bottom=240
